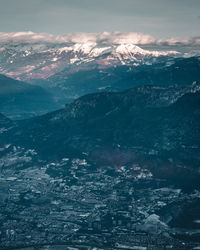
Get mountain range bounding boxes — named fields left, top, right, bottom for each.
left=43, top=56, right=200, bottom=104
left=0, top=39, right=199, bottom=117
left=1, top=82, right=200, bottom=188
left=0, top=42, right=179, bottom=82
left=1, top=33, right=200, bottom=247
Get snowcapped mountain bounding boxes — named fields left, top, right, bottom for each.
left=0, top=41, right=179, bottom=81
left=0, top=32, right=199, bottom=114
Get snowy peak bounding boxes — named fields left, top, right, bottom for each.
left=0, top=42, right=180, bottom=81
left=57, top=43, right=97, bottom=54
left=114, top=43, right=179, bottom=57
left=56, top=43, right=178, bottom=58
left=73, top=42, right=96, bottom=54
left=115, top=44, right=147, bottom=55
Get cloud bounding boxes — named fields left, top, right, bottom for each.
left=157, top=36, right=200, bottom=46
left=0, top=31, right=199, bottom=47
left=97, top=32, right=156, bottom=45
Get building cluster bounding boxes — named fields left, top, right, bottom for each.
left=0, top=153, right=200, bottom=249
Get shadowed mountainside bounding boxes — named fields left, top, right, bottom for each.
left=0, top=74, right=58, bottom=119
left=1, top=83, right=200, bottom=187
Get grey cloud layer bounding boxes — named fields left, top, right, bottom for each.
left=0, top=32, right=199, bottom=47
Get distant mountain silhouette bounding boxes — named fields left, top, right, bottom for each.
left=0, top=74, right=58, bottom=119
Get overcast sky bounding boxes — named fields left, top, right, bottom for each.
left=0, top=0, right=199, bottom=38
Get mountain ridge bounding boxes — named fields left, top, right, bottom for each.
left=0, top=74, right=58, bottom=119
left=0, top=42, right=179, bottom=82
left=1, top=83, right=199, bottom=171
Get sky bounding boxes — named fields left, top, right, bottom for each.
left=0, top=0, right=200, bottom=39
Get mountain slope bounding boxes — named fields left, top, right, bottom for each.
left=0, top=113, right=12, bottom=130
left=36, top=56, right=200, bottom=104
left=2, top=83, right=199, bottom=187
left=0, top=74, right=58, bottom=119
left=1, top=40, right=199, bottom=107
